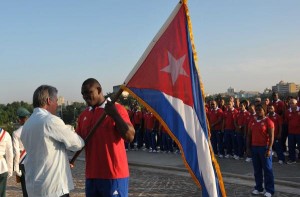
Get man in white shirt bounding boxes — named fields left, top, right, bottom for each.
left=21, top=85, right=85, bottom=197
left=12, top=107, right=31, bottom=197
left=0, top=127, right=13, bottom=197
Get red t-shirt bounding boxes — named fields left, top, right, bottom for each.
left=223, top=108, right=238, bottom=130
left=250, top=117, right=274, bottom=146
left=236, top=110, right=250, bottom=127
left=285, top=107, right=300, bottom=134
left=208, top=108, right=223, bottom=130
left=127, top=109, right=134, bottom=124
left=246, top=113, right=256, bottom=125
left=144, top=113, right=155, bottom=130
left=133, top=110, right=143, bottom=125
left=76, top=103, right=131, bottom=179
left=272, top=100, right=285, bottom=116
left=267, top=113, right=282, bottom=138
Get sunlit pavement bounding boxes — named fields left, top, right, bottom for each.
left=6, top=149, right=300, bottom=197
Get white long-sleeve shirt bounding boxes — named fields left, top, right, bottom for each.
left=12, top=125, right=25, bottom=173
left=0, top=128, right=13, bottom=176
left=21, top=108, right=84, bottom=197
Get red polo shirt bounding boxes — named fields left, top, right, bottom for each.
left=76, top=103, right=131, bottom=179
left=133, top=110, right=143, bottom=125
left=250, top=117, right=274, bottom=146
left=208, top=108, right=223, bottom=130
left=223, top=108, right=238, bottom=130
left=267, top=113, right=282, bottom=138
left=285, top=107, right=300, bottom=134
left=144, top=113, right=156, bottom=130
left=236, top=110, right=250, bottom=127
left=272, top=100, right=285, bottom=116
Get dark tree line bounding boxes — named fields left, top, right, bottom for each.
left=0, top=92, right=137, bottom=133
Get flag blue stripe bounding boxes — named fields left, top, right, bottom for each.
left=129, top=88, right=209, bottom=196
left=185, top=22, right=209, bottom=140
left=185, top=17, right=221, bottom=197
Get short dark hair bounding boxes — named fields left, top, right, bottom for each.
left=82, top=78, right=101, bottom=89
left=255, top=104, right=265, bottom=111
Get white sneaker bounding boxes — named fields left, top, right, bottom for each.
left=233, top=154, right=238, bottom=159
left=218, top=154, right=224, bottom=158
left=278, top=160, right=284, bottom=165
left=149, top=150, right=153, bottom=153
left=264, top=192, right=272, bottom=197
left=225, top=154, right=230, bottom=159
left=252, top=189, right=264, bottom=195
left=283, top=151, right=289, bottom=156
left=234, top=156, right=239, bottom=160
left=245, top=157, right=252, bottom=162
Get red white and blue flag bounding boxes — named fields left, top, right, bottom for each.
left=121, top=1, right=225, bottom=196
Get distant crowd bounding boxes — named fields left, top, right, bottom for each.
left=126, top=91, right=300, bottom=165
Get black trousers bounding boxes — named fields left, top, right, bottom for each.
left=19, top=164, right=28, bottom=197
left=0, top=172, right=8, bottom=197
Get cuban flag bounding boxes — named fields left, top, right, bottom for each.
left=121, top=1, right=225, bottom=196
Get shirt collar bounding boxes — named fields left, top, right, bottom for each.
left=211, top=107, right=219, bottom=111
left=256, top=116, right=266, bottom=122
left=267, top=112, right=277, bottom=117
left=88, top=99, right=108, bottom=111
left=289, top=106, right=300, bottom=112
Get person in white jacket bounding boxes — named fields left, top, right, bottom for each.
left=12, top=107, right=31, bottom=197
left=0, top=127, right=13, bottom=197
left=21, top=85, right=85, bottom=197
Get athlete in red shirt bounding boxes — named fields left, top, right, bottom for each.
left=208, top=100, right=224, bottom=157
left=267, top=105, right=285, bottom=164
left=222, top=101, right=238, bottom=158
left=234, top=101, right=250, bottom=160
left=247, top=104, right=274, bottom=196
left=271, top=92, right=285, bottom=116
left=285, top=99, right=300, bottom=164
left=76, top=78, right=135, bottom=197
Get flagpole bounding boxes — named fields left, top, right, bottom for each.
left=70, top=88, right=124, bottom=165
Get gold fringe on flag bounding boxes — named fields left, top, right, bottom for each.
left=120, top=85, right=202, bottom=190
left=182, top=1, right=227, bottom=197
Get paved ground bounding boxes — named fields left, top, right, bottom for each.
left=6, top=149, right=300, bottom=197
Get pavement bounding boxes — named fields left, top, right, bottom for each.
left=126, top=149, right=300, bottom=195
left=6, top=149, right=300, bottom=196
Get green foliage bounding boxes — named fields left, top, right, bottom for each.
left=0, top=101, right=33, bottom=133
left=0, top=101, right=86, bottom=131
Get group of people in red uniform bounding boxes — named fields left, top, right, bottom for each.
left=206, top=91, right=300, bottom=163
left=125, top=91, right=300, bottom=197
left=206, top=91, right=300, bottom=197
left=126, top=106, right=178, bottom=154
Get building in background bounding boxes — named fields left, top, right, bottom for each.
left=272, top=81, right=299, bottom=95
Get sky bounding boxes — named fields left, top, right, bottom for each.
left=1, top=0, right=300, bottom=104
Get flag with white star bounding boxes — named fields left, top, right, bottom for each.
left=121, top=1, right=225, bottom=197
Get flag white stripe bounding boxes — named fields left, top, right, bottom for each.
left=163, top=92, right=218, bottom=197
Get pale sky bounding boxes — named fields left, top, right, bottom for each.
left=1, top=1, right=299, bottom=104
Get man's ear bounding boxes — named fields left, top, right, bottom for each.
left=97, top=86, right=102, bottom=94
left=46, top=97, right=51, bottom=105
